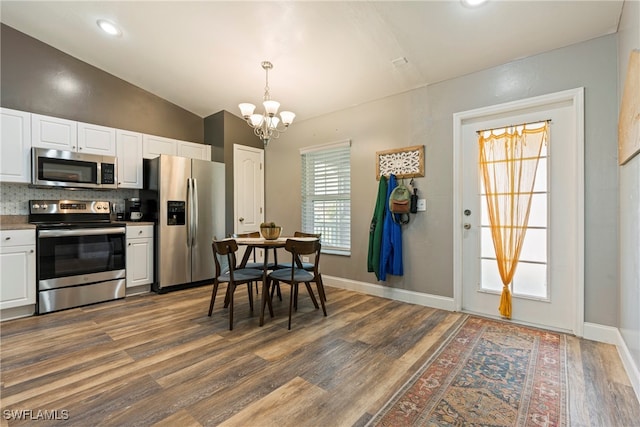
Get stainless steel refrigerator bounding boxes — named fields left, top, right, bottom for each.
left=141, top=154, right=225, bottom=291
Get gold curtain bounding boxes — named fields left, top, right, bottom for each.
left=478, top=122, right=548, bottom=319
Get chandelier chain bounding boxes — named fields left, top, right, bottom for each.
left=262, top=61, right=272, bottom=101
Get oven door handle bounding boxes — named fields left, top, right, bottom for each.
left=38, top=227, right=126, bottom=238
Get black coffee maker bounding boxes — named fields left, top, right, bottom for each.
left=125, top=198, right=142, bottom=221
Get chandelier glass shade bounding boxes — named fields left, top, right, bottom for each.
left=239, top=61, right=295, bottom=146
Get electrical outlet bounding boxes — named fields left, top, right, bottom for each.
left=302, top=256, right=310, bottom=263
left=417, top=199, right=427, bottom=211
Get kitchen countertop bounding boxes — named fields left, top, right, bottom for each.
left=113, top=221, right=155, bottom=226
left=0, top=216, right=154, bottom=230
left=0, top=215, right=35, bottom=230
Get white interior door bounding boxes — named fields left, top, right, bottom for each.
left=455, top=89, right=584, bottom=334
left=233, top=144, right=264, bottom=235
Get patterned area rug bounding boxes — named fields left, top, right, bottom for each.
left=369, top=316, right=568, bottom=427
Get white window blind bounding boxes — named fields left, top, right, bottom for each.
left=301, top=141, right=351, bottom=255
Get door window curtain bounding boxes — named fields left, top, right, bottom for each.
left=478, top=122, right=548, bottom=319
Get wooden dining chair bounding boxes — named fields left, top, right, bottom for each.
left=275, top=231, right=321, bottom=269
left=273, top=231, right=326, bottom=302
left=231, top=231, right=279, bottom=295
left=266, top=238, right=327, bottom=330
left=209, top=239, right=267, bottom=330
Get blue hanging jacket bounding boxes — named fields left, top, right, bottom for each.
left=379, top=174, right=403, bottom=280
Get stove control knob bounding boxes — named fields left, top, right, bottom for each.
left=42, top=203, right=48, bottom=210
left=32, top=203, right=40, bottom=210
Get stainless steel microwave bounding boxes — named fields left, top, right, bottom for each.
left=32, top=148, right=117, bottom=189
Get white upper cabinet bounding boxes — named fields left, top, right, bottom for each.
left=178, top=140, right=211, bottom=160
left=77, top=122, right=116, bottom=156
left=31, top=113, right=77, bottom=151
left=32, top=114, right=116, bottom=156
left=143, top=134, right=210, bottom=161
left=0, top=108, right=32, bottom=183
left=116, top=129, right=143, bottom=189
left=142, top=134, right=178, bottom=159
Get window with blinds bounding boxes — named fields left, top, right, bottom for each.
left=300, top=140, right=351, bottom=255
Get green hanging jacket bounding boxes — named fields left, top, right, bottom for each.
left=367, top=176, right=388, bottom=279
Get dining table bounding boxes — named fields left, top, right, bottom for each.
left=234, top=236, right=318, bottom=326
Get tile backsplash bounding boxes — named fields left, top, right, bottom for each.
left=0, top=183, right=138, bottom=215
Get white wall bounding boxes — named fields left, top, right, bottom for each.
left=617, top=0, right=640, bottom=393
left=266, top=34, right=620, bottom=326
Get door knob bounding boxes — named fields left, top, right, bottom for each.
left=239, top=217, right=244, bottom=222
left=464, top=223, right=471, bottom=230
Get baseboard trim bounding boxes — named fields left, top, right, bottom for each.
left=0, top=304, right=35, bottom=321
left=565, top=322, right=640, bottom=402
left=615, top=329, right=640, bottom=402
left=322, top=275, right=456, bottom=312
left=582, top=322, right=619, bottom=344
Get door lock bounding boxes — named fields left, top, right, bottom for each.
left=464, top=209, right=472, bottom=216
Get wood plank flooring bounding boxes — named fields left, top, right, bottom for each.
left=1, top=284, right=639, bottom=426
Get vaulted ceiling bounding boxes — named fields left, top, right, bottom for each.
left=0, top=1, right=624, bottom=122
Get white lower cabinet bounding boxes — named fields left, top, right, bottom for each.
left=0, top=230, right=36, bottom=311
left=126, top=225, right=154, bottom=288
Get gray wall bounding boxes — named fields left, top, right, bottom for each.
left=0, top=23, right=207, bottom=218
left=204, top=110, right=263, bottom=235
left=1, top=24, right=203, bottom=143
left=267, top=34, right=620, bottom=327
left=617, top=0, right=640, bottom=384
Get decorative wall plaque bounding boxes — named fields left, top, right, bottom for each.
left=376, top=145, right=424, bottom=180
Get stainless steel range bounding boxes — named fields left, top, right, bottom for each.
left=29, top=200, right=126, bottom=314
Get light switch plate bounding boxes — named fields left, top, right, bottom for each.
left=417, top=199, right=427, bottom=211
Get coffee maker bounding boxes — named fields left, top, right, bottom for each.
left=125, top=198, right=142, bottom=221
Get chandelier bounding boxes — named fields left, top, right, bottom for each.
left=238, top=61, right=295, bottom=146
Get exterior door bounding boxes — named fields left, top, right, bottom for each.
left=233, top=144, right=264, bottom=235
left=454, top=89, right=584, bottom=334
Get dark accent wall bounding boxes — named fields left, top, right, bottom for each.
left=204, top=110, right=263, bottom=234
left=1, top=24, right=203, bottom=142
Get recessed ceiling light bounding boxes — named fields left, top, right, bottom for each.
left=461, top=0, right=489, bottom=7
left=97, top=19, right=122, bottom=37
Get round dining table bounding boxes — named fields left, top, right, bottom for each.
left=234, top=236, right=318, bottom=326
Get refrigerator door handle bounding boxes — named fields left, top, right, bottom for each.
left=187, top=177, right=193, bottom=246
left=192, top=178, right=199, bottom=247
